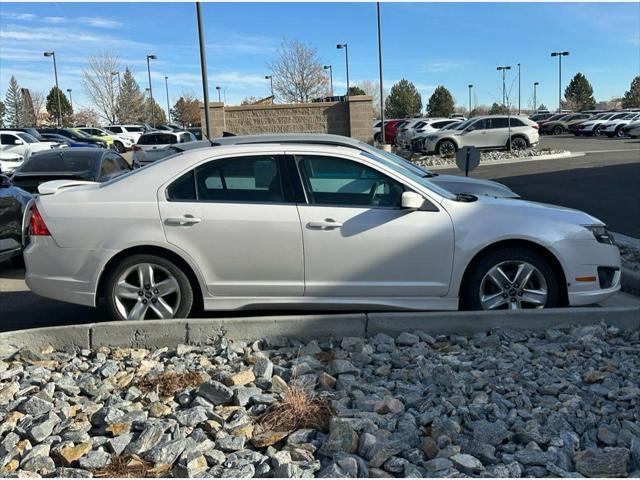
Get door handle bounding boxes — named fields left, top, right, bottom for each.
left=165, top=215, right=202, bottom=226
left=307, top=218, right=343, bottom=230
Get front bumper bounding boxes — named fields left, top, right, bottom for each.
left=554, top=238, right=621, bottom=307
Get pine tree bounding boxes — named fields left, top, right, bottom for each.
left=384, top=79, right=422, bottom=118
left=4, top=76, right=26, bottom=128
left=347, top=85, right=366, bottom=96
left=0, top=100, right=5, bottom=128
left=564, top=73, right=595, bottom=111
left=115, top=68, right=145, bottom=124
left=426, top=86, right=455, bottom=117
left=46, top=86, right=73, bottom=125
left=489, top=102, right=508, bottom=114
left=622, top=76, right=640, bottom=108
left=145, top=97, right=168, bottom=125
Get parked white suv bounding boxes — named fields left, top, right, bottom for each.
left=132, top=131, right=197, bottom=166
left=106, top=125, right=146, bottom=144
left=77, top=127, right=133, bottom=153
left=1, top=131, right=60, bottom=161
left=601, top=113, right=640, bottom=138
left=576, top=112, right=630, bottom=136
left=421, top=115, right=539, bottom=156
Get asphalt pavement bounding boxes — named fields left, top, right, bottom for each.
left=1, top=134, right=639, bottom=331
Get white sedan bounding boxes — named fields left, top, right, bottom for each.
left=24, top=143, right=620, bottom=320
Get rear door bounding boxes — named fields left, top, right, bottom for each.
left=158, top=153, right=304, bottom=297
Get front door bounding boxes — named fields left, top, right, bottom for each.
left=460, top=118, right=493, bottom=148
left=291, top=153, right=454, bottom=298
left=158, top=154, right=304, bottom=297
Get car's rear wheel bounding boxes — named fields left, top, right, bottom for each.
left=113, top=141, right=125, bottom=153
left=437, top=139, right=457, bottom=156
left=461, top=248, right=559, bottom=311
left=615, top=126, right=625, bottom=138
left=594, top=125, right=605, bottom=136
left=553, top=125, right=564, bottom=135
left=105, top=254, right=193, bottom=321
left=510, top=135, right=528, bottom=150
left=374, top=132, right=382, bottom=144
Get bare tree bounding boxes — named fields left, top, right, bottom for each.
left=355, top=80, right=381, bottom=117
left=268, top=40, right=328, bottom=103
left=82, top=53, right=120, bottom=124
left=29, top=91, right=47, bottom=126
left=74, top=108, right=99, bottom=126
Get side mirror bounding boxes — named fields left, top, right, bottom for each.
left=401, top=191, right=424, bottom=210
left=0, top=175, right=12, bottom=188
left=14, top=139, right=24, bottom=145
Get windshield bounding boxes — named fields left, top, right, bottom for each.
left=453, top=118, right=476, bottom=131
left=126, top=126, right=145, bottom=132
left=360, top=150, right=454, bottom=199
left=17, top=132, right=39, bottom=144
left=70, top=129, right=91, bottom=138
left=20, top=151, right=96, bottom=173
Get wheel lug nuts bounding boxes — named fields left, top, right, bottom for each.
left=514, top=283, right=519, bottom=288
left=518, top=292, right=523, bottom=296
left=142, top=299, right=148, bottom=304
left=511, top=297, right=516, bottom=302
left=153, top=289, right=159, bottom=294
left=502, top=293, right=508, bottom=298
left=138, top=291, right=143, bottom=296
left=145, top=284, right=150, bottom=290
left=151, top=298, right=157, bottom=304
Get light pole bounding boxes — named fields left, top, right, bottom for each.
left=496, top=66, right=511, bottom=109
left=323, top=66, right=333, bottom=97
left=551, top=51, right=569, bottom=113
left=43, top=51, right=62, bottom=126
left=111, top=71, right=121, bottom=92
left=164, top=76, right=171, bottom=123
left=533, top=81, right=539, bottom=111
left=376, top=2, right=385, bottom=144
left=146, top=54, right=157, bottom=126
left=517, top=63, right=521, bottom=114
left=144, top=88, right=151, bottom=124
left=216, top=86, right=221, bottom=102
left=336, top=43, right=349, bottom=99
left=67, top=89, right=73, bottom=112
left=196, top=2, right=211, bottom=139
left=468, top=84, right=473, bottom=116
left=265, top=75, right=274, bottom=100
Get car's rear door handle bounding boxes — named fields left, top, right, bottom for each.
left=307, top=218, right=343, bottom=230
left=165, top=215, right=201, bottom=226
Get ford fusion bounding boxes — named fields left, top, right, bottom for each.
left=23, top=143, right=620, bottom=320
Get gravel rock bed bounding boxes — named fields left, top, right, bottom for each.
left=1, top=323, right=639, bottom=478
left=619, top=244, right=640, bottom=274
left=394, top=148, right=570, bottom=168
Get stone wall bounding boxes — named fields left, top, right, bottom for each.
left=200, top=96, right=373, bottom=144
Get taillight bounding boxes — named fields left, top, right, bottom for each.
left=132, top=145, right=141, bottom=152
left=532, top=124, right=539, bottom=130
left=30, top=206, right=51, bottom=236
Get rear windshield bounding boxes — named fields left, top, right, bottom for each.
left=126, top=126, right=145, bottom=132
left=20, top=151, right=97, bottom=173
left=138, top=133, right=177, bottom=145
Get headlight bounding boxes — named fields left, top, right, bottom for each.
left=583, top=225, right=615, bottom=245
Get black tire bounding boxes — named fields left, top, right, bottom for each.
left=104, top=254, right=193, bottom=321
left=605, top=132, right=615, bottom=138
left=594, top=125, right=605, bottom=136
left=615, top=126, right=625, bottom=138
left=553, top=125, right=564, bottom=135
left=436, top=139, right=457, bottom=156
left=509, top=135, right=528, bottom=150
left=113, top=141, right=125, bottom=153
left=461, top=247, right=559, bottom=311
left=374, top=133, right=382, bottom=144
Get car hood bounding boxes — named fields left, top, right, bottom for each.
left=431, top=175, right=519, bottom=198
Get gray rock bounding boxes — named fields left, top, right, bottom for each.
left=197, top=381, right=233, bottom=405
left=233, top=387, right=262, bottom=407
left=20, top=456, right=56, bottom=475
left=424, top=457, right=454, bottom=472
left=173, top=407, right=208, bottom=427
left=125, top=425, right=165, bottom=455
left=53, top=467, right=93, bottom=477
left=396, top=332, right=419, bottom=346
left=78, top=450, right=111, bottom=470
left=471, top=419, right=510, bottom=446
left=204, top=449, right=226, bottom=466
left=19, top=397, right=54, bottom=417
left=319, top=420, right=358, bottom=457
left=107, top=434, right=133, bottom=456
left=514, top=447, right=557, bottom=466
left=144, top=438, right=193, bottom=466
left=253, top=358, right=273, bottom=380
left=216, top=435, right=245, bottom=452
left=26, top=412, right=61, bottom=443
left=328, top=360, right=360, bottom=376
left=221, top=464, right=255, bottom=478
left=450, top=453, right=484, bottom=474
left=367, top=440, right=405, bottom=468
left=575, top=448, right=630, bottom=477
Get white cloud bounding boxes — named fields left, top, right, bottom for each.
left=80, top=17, right=123, bottom=28
left=43, top=17, right=66, bottom=24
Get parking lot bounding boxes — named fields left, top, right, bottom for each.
left=1, top=133, right=638, bottom=332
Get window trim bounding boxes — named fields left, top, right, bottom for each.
left=165, top=153, right=296, bottom=205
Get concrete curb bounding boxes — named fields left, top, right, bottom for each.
left=426, top=151, right=585, bottom=171
left=0, top=307, right=638, bottom=352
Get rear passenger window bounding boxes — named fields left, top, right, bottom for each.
left=167, top=171, right=196, bottom=200
left=489, top=118, right=509, bottom=129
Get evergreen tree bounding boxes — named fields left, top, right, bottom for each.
left=46, top=86, right=73, bottom=125
left=115, top=68, right=145, bottom=123
left=0, top=100, right=5, bottom=128
left=622, top=76, right=640, bottom=108
left=347, top=85, right=367, bottom=96
left=145, top=97, right=168, bottom=125
left=489, top=102, right=509, bottom=114
left=384, top=79, right=422, bottom=118
left=426, top=86, right=455, bottom=117
left=564, top=73, right=595, bottom=111
left=538, top=103, right=547, bottom=111
left=4, top=76, right=26, bottom=128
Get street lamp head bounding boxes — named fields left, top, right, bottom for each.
left=265, top=75, right=271, bottom=80
left=165, top=76, right=168, bottom=80
left=147, top=54, right=157, bottom=60
left=111, top=71, right=118, bottom=76
left=323, top=65, right=331, bottom=70
left=534, top=82, right=539, bottom=86
left=562, top=51, right=570, bottom=56
left=67, top=89, right=72, bottom=93
left=43, top=51, right=54, bottom=57
left=336, top=44, right=346, bottom=49
left=468, top=84, right=473, bottom=88
left=216, top=86, right=221, bottom=90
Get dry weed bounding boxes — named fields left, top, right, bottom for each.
left=93, top=454, right=170, bottom=478
left=259, top=381, right=332, bottom=432
left=135, top=370, right=203, bottom=397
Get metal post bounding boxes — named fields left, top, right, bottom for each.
left=146, top=54, right=156, bottom=127
left=216, top=87, right=221, bottom=102
left=44, top=52, right=62, bottom=126
left=67, top=89, right=73, bottom=112
left=377, top=2, right=385, bottom=144
left=502, top=69, right=506, bottom=107
left=323, top=66, right=333, bottom=97
left=165, top=76, right=171, bottom=122
left=533, top=82, right=538, bottom=111
left=337, top=44, right=349, bottom=99
left=558, top=55, right=562, bottom=112
left=196, top=2, right=210, bottom=139
left=517, top=63, right=521, bottom=115
left=468, top=84, right=473, bottom=116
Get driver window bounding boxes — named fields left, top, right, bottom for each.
left=296, top=155, right=405, bottom=208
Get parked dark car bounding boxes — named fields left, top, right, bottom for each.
left=0, top=127, right=46, bottom=141
left=539, top=113, right=592, bottom=135
left=39, top=133, right=99, bottom=149
left=0, top=174, right=32, bottom=265
left=187, top=127, right=203, bottom=140
left=37, top=128, right=108, bottom=148
left=11, top=148, right=132, bottom=194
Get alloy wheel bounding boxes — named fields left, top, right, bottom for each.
left=438, top=140, right=456, bottom=156
left=510, top=136, right=528, bottom=150
left=479, top=260, right=548, bottom=310
left=113, top=263, right=181, bottom=320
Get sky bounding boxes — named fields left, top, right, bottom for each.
left=1, top=2, right=639, bottom=118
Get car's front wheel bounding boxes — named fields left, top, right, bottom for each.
left=553, top=125, right=564, bottom=135
left=437, top=139, right=457, bottom=156
left=594, top=125, right=605, bottom=136
left=113, top=141, right=125, bottom=153
left=105, top=254, right=193, bottom=321
left=461, top=248, right=559, bottom=311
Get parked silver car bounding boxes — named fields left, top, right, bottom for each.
left=24, top=143, right=619, bottom=320
left=132, top=131, right=197, bottom=166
